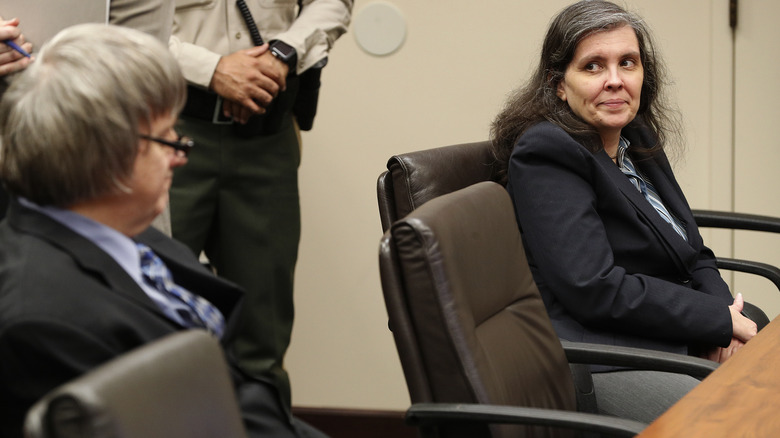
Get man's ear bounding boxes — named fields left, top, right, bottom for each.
left=137, top=137, right=152, bottom=154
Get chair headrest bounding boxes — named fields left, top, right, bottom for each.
left=24, top=331, right=248, bottom=438
left=386, top=141, right=497, bottom=222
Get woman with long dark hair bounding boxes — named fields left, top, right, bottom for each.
left=490, top=0, right=756, bottom=422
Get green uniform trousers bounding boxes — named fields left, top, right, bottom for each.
left=170, top=113, right=300, bottom=409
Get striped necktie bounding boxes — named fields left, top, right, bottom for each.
left=137, top=243, right=225, bottom=338
left=616, top=139, right=688, bottom=242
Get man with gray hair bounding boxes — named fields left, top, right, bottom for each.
left=0, top=24, right=324, bottom=438
left=0, top=0, right=176, bottom=229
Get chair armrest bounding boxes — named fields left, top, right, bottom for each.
left=716, top=257, right=780, bottom=292
left=406, top=403, right=645, bottom=437
left=716, top=257, right=778, bottom=330
left=560, top=341, right=718, bottom=379
left=692, top=209, right=780, bottom=233
left=741, top=299, right=771, bottom=331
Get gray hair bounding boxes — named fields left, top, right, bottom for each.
left=0, top=23, right=186, bottom=207
left=490, top=0, right=681, bottom=184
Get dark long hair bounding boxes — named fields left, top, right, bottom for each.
left=490, top=0, right=681, bottom=184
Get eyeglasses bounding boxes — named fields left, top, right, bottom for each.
left=140, top=133, right=195, bottom=157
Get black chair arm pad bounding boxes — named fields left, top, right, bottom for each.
left=692, top=209, right=780, bottom=233
left=560, top=341, right=717, bottom=379
left=406, top=403, right=645, bottom=437
left=741, top=300, right=771, bottom=331
left=716, top=257, right=780, bottom=292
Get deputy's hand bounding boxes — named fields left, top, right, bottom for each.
left=258, top=49, right=289, bottom=91
left=0, top=17, right=33, bottom=76
left=210, top=44, right=277, bottom=115
left=222, top=99, right=254, bottom=125
left=729, top=293, right=758, bottom=343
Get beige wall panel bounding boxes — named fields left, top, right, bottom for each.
left=733, top=0, right=780, bottom=318
left=288, top=0, right=572, bottom=411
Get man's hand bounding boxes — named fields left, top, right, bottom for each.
left=210, top=44, right=290, bottom=124
left=0, top=17, right=33, bottom=76
left=263, top=50, right=290, bottom=91
left=210, top=45, right=275, bottom=114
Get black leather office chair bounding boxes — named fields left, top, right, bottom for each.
left=376, top=140, right=777, bottom=328
left=24, top=330, right=248, bottom=438
left=379, top=182, right=718, bottom=438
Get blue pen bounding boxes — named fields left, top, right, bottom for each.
left=4, top=40, right=31, bottom=58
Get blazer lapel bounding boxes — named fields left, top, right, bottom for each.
left=595, top=151, right=697, bottom=273
left=636, top=153, right=699, bottom=242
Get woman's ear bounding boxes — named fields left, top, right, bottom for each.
left=556, top=79, right=567, bottom=101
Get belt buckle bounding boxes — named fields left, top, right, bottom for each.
left=212, top=96, right=234, bottom=125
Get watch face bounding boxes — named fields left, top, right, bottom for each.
left=271, top=41, right=296, bottom=65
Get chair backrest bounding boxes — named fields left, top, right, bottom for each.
left=377, top=140, right=498, bottom=232
left=379, top=181, right=577, bottom=438
left=24, top=330, right=248, bottom=438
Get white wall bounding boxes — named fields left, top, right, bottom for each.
left=288, top=0, right=574, bottom=410
left=285, top=0, right=779, bottom=411
left=731, top=0, right=780, bottom=318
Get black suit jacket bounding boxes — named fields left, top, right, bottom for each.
left=0, top=187, right=8, bottom=221
left=0, top=201, right=292, bottom=438
left=506, top=121, right=733, bottom=357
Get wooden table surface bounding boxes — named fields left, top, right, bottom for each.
left=637, top=316, right=780, bottom=437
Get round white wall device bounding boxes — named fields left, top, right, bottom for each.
left=353, top=2, right=407, bottom=56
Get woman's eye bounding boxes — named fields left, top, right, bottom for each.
left=584, top=62, right=599, bottom=71
left=621, top=59, right=637, bottom=68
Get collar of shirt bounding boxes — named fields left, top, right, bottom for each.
left=19, top=198, right=142, bottom=280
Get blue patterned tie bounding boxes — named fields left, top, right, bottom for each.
left=137, top=243, right=225, bottom=338
left=617, top=140, right=688, bottom=242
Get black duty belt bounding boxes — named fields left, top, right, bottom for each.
left=181, top=86, right=234, bottom=124
left=182, top=77, right=299, bottom=137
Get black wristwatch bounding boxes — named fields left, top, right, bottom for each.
left=269, top=40, right=297, bottom=72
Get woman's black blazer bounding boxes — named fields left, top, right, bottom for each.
left=506, top=121, right=733, bottom=356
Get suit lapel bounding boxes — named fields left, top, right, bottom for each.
left=9, top=201, right=244, bottom=338
left=8, top=202, right=172, bottom=319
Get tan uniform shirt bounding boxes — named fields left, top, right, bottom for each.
left=170, top=0, right=352, bottom=89
left=110, top=0, right=175, bottom=42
